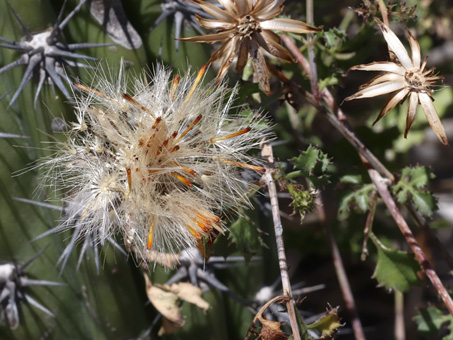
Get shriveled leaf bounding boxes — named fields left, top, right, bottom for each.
left=145, top=274, right=210, bottom=321
left=258, top=318, right=289, bottom=340
left=169, top=282, right=210, bottom=313
left=246, top=296, right=291, bottom=340
left=413, top=307, right=453, bottom=340
left=158, top=317, right=185, bottom=336
left=371, top=236, right=421, bottom=292
left=306, top=305, right=342, bottom=339
left=144, top=274, right=184, bottom=327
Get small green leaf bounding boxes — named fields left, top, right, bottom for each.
left=339, top=182, right=374, bottom=216
left=393, top=166, right=437, bottom=217
left=291, top=145, right=331, bottom=188
left=322, top=28, right=347, bottom=50
left=413, top=307, right=453, bottom=340
left=411, top=191, right=438, bottom=217
left=371, top=236, right=421, bottom=292
left=340, top=174, right=363, bottom=185
left=228, top=215, right=264, bottom=262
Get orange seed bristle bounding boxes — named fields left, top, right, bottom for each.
left=218, top=158, right=265, bottom=172
left=126, top=167, right=132, bottom=197
left=175, top=115, right=202, bottom=143
left=171, top=172, right=193, bottom=187
left=210, top=127, right=251, bottom=143
left=147, top=217, right=155, bottom=250
left=122, top=93, right=155, bottom=118
left=171, top=74, right=180, bottom=101
left=184, top=65, right=207, bottom=104
left=74, top=83, right=123, bottom=109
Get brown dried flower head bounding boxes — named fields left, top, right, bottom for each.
left=180, top=0, right=321, bottom=93
left=346, top=18, right=448, bottom=146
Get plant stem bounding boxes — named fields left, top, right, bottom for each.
left=262, top=141, right=301, bottom=340
left=407, top=203, right=453, bottom=271
left=306, top=0, right=319, bottom=103
left=361, top=193, right=378, bottom=261
left=316, top=194, right=367, bottom=340
left=369, top=169, right=453, bottom=315
left=281, top=35, right=394, bottom=181
left=394, top=290, right=405, bottom=340
left=377, top=0, right=390, bottom=26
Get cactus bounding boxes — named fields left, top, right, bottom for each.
left=1, top=1, right=453, bottom=339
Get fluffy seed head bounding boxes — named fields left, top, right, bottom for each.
left=40, top=64, right=271, bottom=261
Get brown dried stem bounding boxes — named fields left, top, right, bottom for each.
left=281, top=35, right=394, bottom=181
left=361, top=193, right=378, bottom=261
left=261, top=141, right=301, bottom=340
left=316, top=194, right=367, bottom=340
left=407, top=203, right=453, bottom=271
left=280, top=32, right=453, bottom=316
left=377, top=0, right=390, bottom=26
left=369, top=169, right=453, bottom=315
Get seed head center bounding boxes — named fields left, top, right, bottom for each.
left=237, top=15, right=260, bottom=37
left=405, top=69, right=425, bottom=91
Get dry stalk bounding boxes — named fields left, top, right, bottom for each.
left=261, top=141, right=301, bottom=340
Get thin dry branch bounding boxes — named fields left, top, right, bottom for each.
left=369, top=169, right=453, bottom=315
left=280, top=31, right=453, bottom=317
left=262, top=141, right=301, bottom=340
left=316, top=195, right=367, bottom=340
left=281, top=35, right=394, bottom=181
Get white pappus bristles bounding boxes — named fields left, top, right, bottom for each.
left=40, top=63, right=271, bottom=261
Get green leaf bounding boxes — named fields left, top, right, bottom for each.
left=338, top=177, right=374, bottom=216
left=228, top=215, right=265, bottom=262
left=340, top=174, right=363, bottom=185
left=306, top=305, right=342, bottom=339
left=411, top=191, right=438, bottom=217
left=291, top=145, right=331, bottom=188
left=413, top=307, right=453, bottom=340
left=393, top=166, right=438, bottom=217
left=371, top=236, right=421, bottom=292
left=322, top=28, right=347, bottom=50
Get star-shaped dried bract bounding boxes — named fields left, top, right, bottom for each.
left=0, top=248, right=64, bottom=330
left=180, top=0, right=321, bottom=94
left=13, top=197, right=126, bottom=274
left=345, top=18, right=448, bottom=146
left=0, top=0, right=109, bottom=108
left=148, top=0, right=208, bottom=52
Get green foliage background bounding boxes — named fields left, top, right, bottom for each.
left=1, top=0, right=452, bottom=339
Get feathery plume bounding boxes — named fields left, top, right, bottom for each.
left=39, top=63, right=271, bottom=262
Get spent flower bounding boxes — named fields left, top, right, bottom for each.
left=40, top=64, right=271, bottom=261
left=180, top=0, right=321, bottom=93
left=345, top=18, right=448, bottom=146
